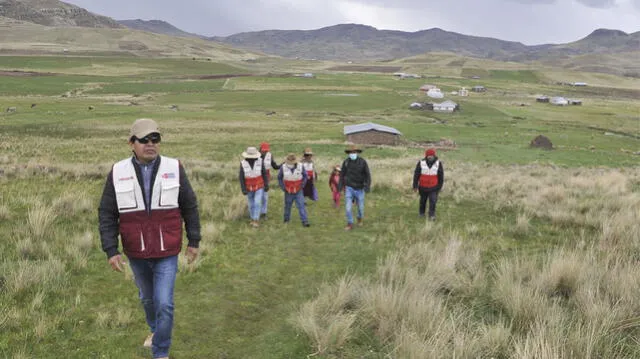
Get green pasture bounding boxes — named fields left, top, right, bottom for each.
left=0, top=55, right=639, bottom=358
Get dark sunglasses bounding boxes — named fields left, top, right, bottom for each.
left=135, top=134, right=161, bottom=144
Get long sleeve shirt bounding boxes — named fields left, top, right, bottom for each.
left=98, top=157, right=201, bottom=258
left=412, top=157, right=444, bottom=192
left=338, top=157, right=371, bottom=192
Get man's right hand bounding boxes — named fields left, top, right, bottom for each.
left=108, top=254, right=127, bottom=272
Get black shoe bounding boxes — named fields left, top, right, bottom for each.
left=302, top=222, right=310, bottom=227
left=419, top=213, right=426, bottom=218
left=260, top=213, right=267, bottom=219
left=284, top=220, right=289, bottom=224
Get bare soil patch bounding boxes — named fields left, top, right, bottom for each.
left=328, top=65, right=402, bottom=73
left=194, top=74, right=254, bottom=80
left=0, top=70, right=54, bottom=77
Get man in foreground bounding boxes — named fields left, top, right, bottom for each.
left=338, top=144, right=371, bottom=230
left=98, top=118, right=201, bottom=359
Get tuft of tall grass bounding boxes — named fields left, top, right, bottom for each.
left=223, top=194, right=248, bottom=220
left=293, top=276, right=363, bottom=356
left=4, top=259, right=66, bottom=297
left=0, top=203, right=10, bottom=221
left=53, top=191, right=93, bottom=217
left=27, top=202, right=56, bottom=240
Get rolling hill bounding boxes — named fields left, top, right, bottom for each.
left=211, top=24, right=640, bottom=63
left=0, top=0, right=121, bottom=27
left=118, top=19, right=204, bottom=39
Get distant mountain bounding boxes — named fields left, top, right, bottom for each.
left=211, top=24, right=640, bottom=62
left=0, top=0, right=121, bottom=28
left=210, top=24, right=534, bottom=61
left=118, top=19, right=204, bottom=39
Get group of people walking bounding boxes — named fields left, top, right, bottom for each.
left=97, top=118, right=445, bottom=358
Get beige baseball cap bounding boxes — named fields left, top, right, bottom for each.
left=130, top=118, right=160, bottom=139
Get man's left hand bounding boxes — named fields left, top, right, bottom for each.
left=186, top=246, right=199, bottom=264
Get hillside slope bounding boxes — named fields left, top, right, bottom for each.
left=0, top=0, right=121, bottom=27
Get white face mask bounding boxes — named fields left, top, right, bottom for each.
left=349, top=153, right=358, bottom=160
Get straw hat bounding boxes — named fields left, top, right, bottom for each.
left=285, top=153, right=297, bottom=165
left=242, top=146, right=261, bottom=159
left=344, top=144, right=363, bottom=153
left=334, top=165, right=341, bottom=172
left=303, top=147, right=313, bottom=155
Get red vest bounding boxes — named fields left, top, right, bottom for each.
left=418, top=159, right=440, bottom=188
left=241, top=159, right=264, bottom=191
left=112, top=156, right=182, bottom=259
left=263, top=152, right=272, bottom=180
left=302, top=161, right=314, bottom=183
left=282, top=163, right=304, bottom=193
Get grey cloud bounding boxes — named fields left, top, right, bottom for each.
left=505, top=0, right=556, bottom=4
left=575, top=0, right=617, bottom=8
left=62, top=0, right=640, bottom=44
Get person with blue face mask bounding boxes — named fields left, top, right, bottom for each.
left=338, top=144, right=371, bottom=230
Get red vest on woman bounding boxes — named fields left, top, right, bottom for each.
left=282, top=163, right=304, bottom=193
left=302, top=162, right=314, bottom=182
left=263, top=152, right=272, bottom=179
left=419, top=159, right=440, bottom=188
left=241, top=158, right=264, bottom=191
left=113, top=156, right=182, bottom=259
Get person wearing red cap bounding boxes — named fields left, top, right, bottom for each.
left=413, top=148, right=444, bottom=220
left=259, top=142, right=281, bottom=219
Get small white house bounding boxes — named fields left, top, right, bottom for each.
left=551, top=97, right=569, bottom=106
left=459, top=87, right=469, bottom=96
left=426, top=88, right=444, bottom=99
left=433, top=100, right=458, bottom=113
left=573, top=82, right=588, bottom=87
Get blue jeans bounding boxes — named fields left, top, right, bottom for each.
left=261, top=190, right=269, bottom=214
left=345, top=186, right=365, bottom=224
left=284, top=191, right=308, bottom=223
left=128, top=255, right=178, bottom=359
left=246, top=188, right=264, bottom=220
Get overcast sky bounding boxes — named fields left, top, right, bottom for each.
left=63, top=0, right=640, bottom=45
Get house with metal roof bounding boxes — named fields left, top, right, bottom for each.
left=344, top=122, right=402, bottom=145
left=433, top=100, right=459, bottom=113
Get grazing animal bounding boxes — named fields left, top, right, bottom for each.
left=31, top=103, right=37, bottom=108
left=88, top=106, right=95, bottom=110
left=6, top=107, right=16, bottom=113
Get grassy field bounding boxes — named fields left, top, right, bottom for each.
left=0, top=54, right=639, bottom=358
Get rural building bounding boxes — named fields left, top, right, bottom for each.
left=395, top=73, right=421, bottom=79
left=472, top=85, right=486, bottom=92
left=550, top=97, right=569, bottom=106
left=426, top=88, right=444, bottom=99
left=569, top=99, right=583, bottom=105
left=459, top=87, right=469, bottom=96
left=419, top=84, right=438, bottom=92
left=536, top=96, right=550, bottom=103
left=409, top=102, right=423, bottom=109
left=572, top=82, right=588, bottom=87
left=433, top=100, right=458, bottom=113
left=344, top=122, right=402, bottom=145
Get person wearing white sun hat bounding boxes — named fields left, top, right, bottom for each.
left=239, top=146, right=269, bottom=227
